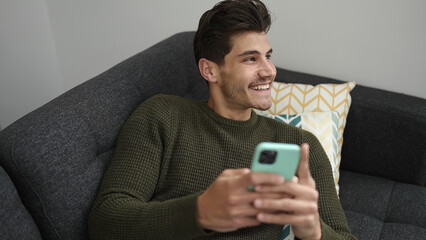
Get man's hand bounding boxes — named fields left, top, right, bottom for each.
left=253, top=143, right=322, bottom=240
left=197, top=168, right=284, bottom=232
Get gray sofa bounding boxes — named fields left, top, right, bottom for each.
left=1, top=31, right=425, bottom=240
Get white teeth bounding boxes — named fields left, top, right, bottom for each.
left=251, top=84, right=269, bottom=90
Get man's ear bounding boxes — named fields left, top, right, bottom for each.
left=198, top=58, right=219, bottom=83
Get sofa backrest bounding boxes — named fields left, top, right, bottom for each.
left=0, top=32, right=208, bottom=240
left=341, top=85, right=426, bottom=186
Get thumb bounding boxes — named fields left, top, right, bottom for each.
left=297, top=143, right=313, bottom=185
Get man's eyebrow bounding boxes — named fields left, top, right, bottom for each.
left=237, top=48, right=273, bottom=57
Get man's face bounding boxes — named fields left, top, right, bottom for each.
left=217, top=31, right=276, bottom=111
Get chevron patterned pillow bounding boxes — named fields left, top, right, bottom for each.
left=258, top=111, right=340, bottom=194
left=256, top=81, right=356, bottom=194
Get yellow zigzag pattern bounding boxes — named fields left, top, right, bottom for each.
left=266, top=81, right=356, bottom=192
left=301, top=112, right=340, bottom=193
left=269, top=82, right=355, bottom=143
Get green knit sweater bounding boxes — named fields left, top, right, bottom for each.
left=88, top=94, right=356, bottom=240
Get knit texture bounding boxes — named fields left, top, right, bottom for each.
left=88, top=94, right=356, bottom=240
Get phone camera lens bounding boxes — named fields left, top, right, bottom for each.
left=259, top=150, right=277, bottom=164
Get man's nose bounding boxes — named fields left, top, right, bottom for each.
left=258, top=59, right=276, bottom=78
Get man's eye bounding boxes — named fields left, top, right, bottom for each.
left=266, top=54, right=272, bottom=60
left=245, top=57, right=256, bottom=62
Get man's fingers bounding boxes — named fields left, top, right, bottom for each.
left=242, top=171, right=284, bottom=188
left=228, top=217, right=262, bottom=230
left=221, top=168, right=250, bottom=177
left=254, top=193, right=319, bottom=214
left=254, top=181, right=316, bottom=200
left=297, top=143, right=313, bottom=185
left=225, top=203, right=260, bottom=217
left=257, top=211, right=317, bottom=226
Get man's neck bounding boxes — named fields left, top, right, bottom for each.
left=206, top=99, right=252, bottom=121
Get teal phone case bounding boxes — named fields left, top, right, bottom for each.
left=250, top=142, right=300, bottom=180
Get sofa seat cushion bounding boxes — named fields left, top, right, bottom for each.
left=339, top=170, right=426, bottom=240
left=0, top=164, right=42, bottom=240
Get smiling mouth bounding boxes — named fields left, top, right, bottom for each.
left=250, top=84, right=270, bottom=91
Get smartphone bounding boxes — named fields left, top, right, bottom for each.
left=250, top=142, right=300, bottom=181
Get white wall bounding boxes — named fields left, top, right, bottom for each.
left=45, top=0, right=218, bottom=90
left=1, top=0, right=425, bottom=129
left=0, top=0, right=63, bottom=129
left=265, top=1, right=426, bottom=98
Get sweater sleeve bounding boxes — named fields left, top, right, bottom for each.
left=88, top=95, right=208, bottom=240
left=302, top=131, right=358, bottom=240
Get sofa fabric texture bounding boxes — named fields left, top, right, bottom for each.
left=0, top=31, right=425, bottom=240
left=0, top=164, right=42, bottom=240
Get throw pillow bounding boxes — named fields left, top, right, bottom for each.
left=256, top=81, right=356, bottom=194
left=259, top=111, right=340, bottom=194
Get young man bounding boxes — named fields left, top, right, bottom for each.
left=89, top=0, right=357, bottom=239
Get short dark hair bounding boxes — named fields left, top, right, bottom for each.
left=193, top=0, right=271, bottom=66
